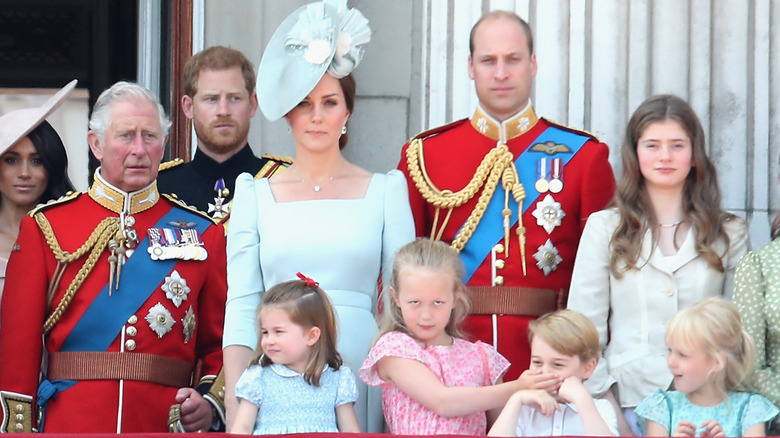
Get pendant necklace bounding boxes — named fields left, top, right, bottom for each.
left=658, top=220, right=683, bottom=228
left=292, top=167, right=335, bottom=192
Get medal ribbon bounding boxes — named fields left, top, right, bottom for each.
left=61, top=207, right=212, bottom=352
left=459, top=126, right=589, bottom=282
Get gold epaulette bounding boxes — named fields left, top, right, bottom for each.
left=28, top=191, right=81, bottom=217
left=160, top=193, right=220, bottom=225
left=260, top=153, right=293, bottom=165
left=408, top=118, right=469, bottom=144
left=158, top=158, right=185, bottom=172
left=542, top=117, right=603, bottom=143
left=256, top=154, right=293, bottom=179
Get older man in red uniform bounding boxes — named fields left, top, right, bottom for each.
left=0, top=82, right=226, bottom=433
left=399, top=11, right=615, bottom=381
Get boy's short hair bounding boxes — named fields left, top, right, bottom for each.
left=528, top=309, right=600, bottom=363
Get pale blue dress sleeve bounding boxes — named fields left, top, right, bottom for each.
left=741, top=393, right=780, bottom=433
left=635, top=390, right=671, bottom=432
left=380, top=170, right=415, bottom=305
left=224, top=173, right=265, bottom=348
left=335, top=365, right=358, bottom=407
left=235, top=365, right=264, bottom=407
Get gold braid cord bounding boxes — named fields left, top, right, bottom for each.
left=406, top=138, right=526, bottom=263
left=35, top=213, right=121, bottom=334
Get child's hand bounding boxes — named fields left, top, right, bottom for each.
left=556, top=376, right=589, bottom=404
left=697, top=420, right=725, bottom=437
left=516, top=368, right=560, bottom=393
left=516, top=389, right=559, bottom=417
left=672, top=419, right=697, bottom=437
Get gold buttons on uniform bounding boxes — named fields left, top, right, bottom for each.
left=494, top=275, right=504, bottom=285
left=126, top=326, right=137, bottom=337
left=14, top=414, right=23, bottom=422
left=125, top=340, right=136, bottom=351
left=127, top=315, right=138, bottom=324
left=495, top=259, right=506, bottom=269
left=14, top=404, right=23, bottom=414
left=14, top=423, right=23, bottom=432
left=493, top=243, right=505, bottom=253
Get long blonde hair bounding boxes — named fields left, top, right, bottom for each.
left=666, top=297, right=754, bottom=398
left=378, top=239, right=470, bottom=340
left=609, top=95, right=736, bottom=277
left=249, top=279, right=342, bottom=387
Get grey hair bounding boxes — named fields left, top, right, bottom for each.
left=88, top=81, right=171, bottom=142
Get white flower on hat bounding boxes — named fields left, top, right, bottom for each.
left=304, top=39, right=332, bottom=65
left=335, top=32, right=353, bottom=58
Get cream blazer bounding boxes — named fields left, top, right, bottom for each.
left=567, top=209, right=749, bottom=408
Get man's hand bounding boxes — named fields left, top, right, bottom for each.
left=175, top=388, right=213, bottom=432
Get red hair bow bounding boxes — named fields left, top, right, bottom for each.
left=296, top=272, right=319, bottom=287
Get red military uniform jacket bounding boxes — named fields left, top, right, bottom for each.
left=399, top=105, right=615, bottom=379
left=0, top=172, right=227, bottom=433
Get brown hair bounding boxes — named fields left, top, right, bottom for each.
left=337, top=73, right=356, bottom=150
left=469, top=10, right=534, bottom=56
left=379, top=239, right=470, bottom=340
left=249, top=279, right=342, bottom=387
left=609, top=94, right=736, bottom=276
left=183, top=46, right=256, bottom=97
left=528, top=309, right=600, bottom=364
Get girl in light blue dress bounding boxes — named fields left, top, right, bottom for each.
left=230, top=274, right=360, bottom=435
left=636, top=298, right=778, bottom=437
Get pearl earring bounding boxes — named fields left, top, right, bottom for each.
left=341, top=125, right=347, bottom=135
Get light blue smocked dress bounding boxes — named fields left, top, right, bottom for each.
left=636, top=390, right=779, bottom=436
left=235, top=363, right=358, bottom=434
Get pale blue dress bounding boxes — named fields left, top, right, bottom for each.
left=225, top=170, right=415, bottom=433
left=636, top=390, right=779, bottom=436
left=235, top=363, right=357, bottom=434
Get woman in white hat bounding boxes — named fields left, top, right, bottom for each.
left=223, top=0, right=414, bottom=433
left=0, top=81, right=76, bottom=296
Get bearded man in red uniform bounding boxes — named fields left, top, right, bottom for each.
left=0, top=82, right=226, bottom=433
left=399, top=11, right=615, bottom=381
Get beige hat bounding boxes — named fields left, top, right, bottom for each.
left=0, top=79, right=78, bottom=154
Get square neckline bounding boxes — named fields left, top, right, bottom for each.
left=262, top=173, right=379, bottom=204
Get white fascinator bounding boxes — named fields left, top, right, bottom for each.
left=256, top=0, right=371, bottom=121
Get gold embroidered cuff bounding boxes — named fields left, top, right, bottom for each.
left=0, top=391, right=34, bottom=433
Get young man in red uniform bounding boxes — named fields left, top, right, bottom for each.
left=399, top=11, right=616, bottom=381
left=0, top=82, right=226, bottom=433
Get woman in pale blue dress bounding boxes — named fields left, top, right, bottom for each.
left=222, top=0, right=414, bottom=432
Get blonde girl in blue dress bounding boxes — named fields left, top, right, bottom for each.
left=230, top=274, right=360, bottom=435
left=636, top=298, right=778, bottom=437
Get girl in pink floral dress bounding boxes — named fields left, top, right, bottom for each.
left=359, top=239, right=539, bottom=435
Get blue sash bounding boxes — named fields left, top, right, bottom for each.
left=37, top=206, right=212, bottom=429
left=460, top=126, right=589, bottom=282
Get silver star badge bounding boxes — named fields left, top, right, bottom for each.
left=145, top=302, right=175, bottom=338
left=532, top=194, right=566, bottom=234
left=533, top=239, right=562, bottom=276
left=182, top=306, right=196, bottom=344
left=161, top=270, right=190, bottom=308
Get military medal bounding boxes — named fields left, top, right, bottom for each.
left=161, top=270, right=191, bottom=307
left=549, top=158, right=564, bottom=193
left=208, top=178, right=230, bottom=219
left=147, top=224, right=208, bottom=261
left=145, top=302, right=175, bottom=338
left=533, top=239, right=562, bottom=276
left=182, top=306, right=196, bottom=344
left=534, top=158, right=549, bottom=193
left=532, top=194, right=566, bottom=234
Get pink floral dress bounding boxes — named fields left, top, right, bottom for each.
left=359, top=331, right=510, bottom=435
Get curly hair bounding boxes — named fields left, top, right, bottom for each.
left=609, top=95, right=736, bottom=276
